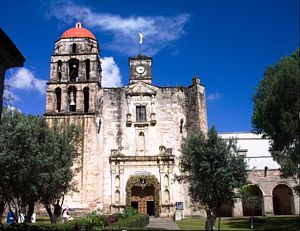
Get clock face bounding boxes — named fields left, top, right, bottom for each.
left=135, top=65, right=145, bottom=74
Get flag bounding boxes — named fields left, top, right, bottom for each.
left=139, top=32, right=144, bottom=44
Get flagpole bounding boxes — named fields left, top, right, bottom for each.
left=139, top=42, right=141, bottom=55
left=139, top=32, right=143, bottom=55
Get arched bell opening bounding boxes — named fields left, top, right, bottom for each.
left=55, top=87, right=61, bottom=112
left=68, top=86, right=77, bottom=112
left=68, top=58, right=79, bottom=82
left=83, top=87, right=89, bottom=113
left=57, top=60, right=62, bottom=81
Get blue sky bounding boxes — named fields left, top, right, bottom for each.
left=1, top=0, right=299, bottom=132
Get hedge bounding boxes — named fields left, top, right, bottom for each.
left=1, top=215, right=108, bottom=231
left=1, top=213, right=149, bottom=230
left=107, top=213, right=149, bottom=229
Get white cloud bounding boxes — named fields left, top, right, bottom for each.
left=207, top=92, right=222, bottom=101
left=100, top=57, right=122, bottom=87
left=3, top=89, right=20, bottom=102
left=47, top=1, right=190, bottom=55
left=7, top=68, right=47, bottom=95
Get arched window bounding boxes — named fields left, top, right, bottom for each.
left=86, top=59, right=90, bottom=80
left=68, top=86, right=77, bottom=112
left=57, top=60, right=62, bottom=81
left=71, top=43, right=76, bottom=53
left=55, top=88, right=61, bottom=112
left=83, top=87, right=89, bottom=113
left=68, top=58, right=79, bottom=82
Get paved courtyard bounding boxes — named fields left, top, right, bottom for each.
left=146, top=217, right=180, bottom=230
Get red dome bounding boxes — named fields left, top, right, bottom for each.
left=61, top=22, right=96, bottom=40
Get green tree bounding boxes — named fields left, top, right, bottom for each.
left=239, top=184, right=262, bottom=229
left=252, top=49, right=300, bottom=194
left=0, top=107, right=81, bottom=223
left=179, top=127, right=248, bottom=231
left=39, top=123, right=81, bottom=224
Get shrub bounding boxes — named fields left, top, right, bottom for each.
left=113, top=212, right=123, bottom=220
left=83, top=213, right=108, bottom=228
left=124, top=207, right=138, bottom=218
left=107, top=213, right=149, bottom=229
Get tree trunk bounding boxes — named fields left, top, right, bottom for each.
left=251, top=209, right=254, bottom=229
left=205, top=208, right=216, bottom=231
left=53, top=201, right=62, bottom=224
left=45, top=204, right=55, bottom=224
left=0, top=201, right=5, bottom=223
left=25, top=202, right=34, bottom=223
left=218, top=216, right=221, bottom=231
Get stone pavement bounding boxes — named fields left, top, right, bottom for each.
left=146, top=217, right=180, bottom=230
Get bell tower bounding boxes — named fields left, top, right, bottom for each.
left=45, top=22, right=101, bottom=114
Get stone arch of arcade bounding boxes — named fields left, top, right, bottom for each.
left=242, top=184, right=265, bottom=216
left=272, top=184, right=295, bottom=215
left=126, top=174, right=160, bottom=217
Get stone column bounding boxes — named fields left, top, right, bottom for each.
left=294, top=193, right=299, bottom=215
left=76, top=89, right=83, bottom=113
left=263, top=195, right=274, bottom=215
left=61, top=87, right=68, bottom=113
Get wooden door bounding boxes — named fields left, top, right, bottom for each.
left=138, top=200, right=147, bottom=214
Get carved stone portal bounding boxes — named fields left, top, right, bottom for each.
left=126, top=174, right=160, bottom=217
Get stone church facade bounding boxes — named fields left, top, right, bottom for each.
left=45, top=23, right=299, bottom=217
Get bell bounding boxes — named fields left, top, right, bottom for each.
left=69, top=92, right=76, bottom=106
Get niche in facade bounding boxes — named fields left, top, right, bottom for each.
left=115, top=190, right=120, bottom=203
left=137, top=131, right=145, bottom=155
left=68, top=58, right=79, bottom=82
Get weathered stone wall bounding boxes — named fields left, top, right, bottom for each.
left=97, top=77, right=207, bottom=216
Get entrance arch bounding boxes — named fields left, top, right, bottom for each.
left=242, top=185, right=264, bottom=216
left=126, top=174, right=160, bottom=217
left=272, top=184, right=295, bottom=215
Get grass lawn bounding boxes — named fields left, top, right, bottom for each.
left=176, top=216, right=300, bottom=230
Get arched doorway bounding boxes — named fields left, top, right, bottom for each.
left=242, top=185, right=264, bottom=216
left=272, top=184, right=295, bottom=215
left=126, top=174, right=160, bottom=217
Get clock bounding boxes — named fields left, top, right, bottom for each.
left=135, top=65, right=145, bottom=74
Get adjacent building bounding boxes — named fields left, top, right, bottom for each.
left=0, top=28, right=25, bottom=121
